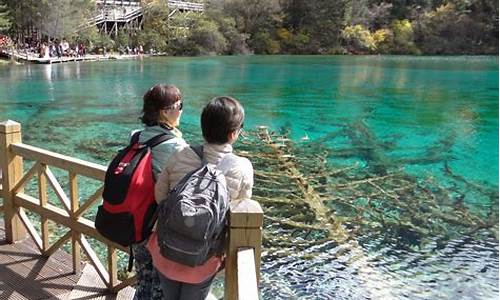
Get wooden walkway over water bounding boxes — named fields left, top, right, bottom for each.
left=1, top=51, right=143, bottom=64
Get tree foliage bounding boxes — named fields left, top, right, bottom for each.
left=0, top=0, right=11, bottom=33
left=4, top=0, right=93, bottom=41
left=414, top=1, right=499, bottom=54
left=282, top=0, right=350, bottom=53
left=342, top=25, right=377, bottom=53
left=1, top=0, right=497, bottom=55
left=40, top=0, right=93, bottom=39
left=339, top=0, right=497, bottom=54
left=138, top=0, right=170, bottom=51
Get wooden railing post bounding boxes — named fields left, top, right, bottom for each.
left=224, top=199, right=263, bottom=300
left=69, top=171, right=82, bottom=274
left=0, top=120, right=26, bottom=242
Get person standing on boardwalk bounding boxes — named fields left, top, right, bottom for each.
left=148, top=96, right=254, bottom=299
left=133, top=84, right=187, bottom=300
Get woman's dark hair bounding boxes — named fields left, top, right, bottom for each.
left=140, top=84, right=181, bottom=126
left=201, top=96, right=245, bottom=144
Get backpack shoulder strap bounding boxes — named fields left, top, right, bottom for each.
left=130, top=131, right=141, bottom=145
left=190, top=145, right=207, bottom=165
left=144, top=133, right=173, bottom=148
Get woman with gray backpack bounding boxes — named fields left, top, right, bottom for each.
left=147, top=96, right=254, bottom=299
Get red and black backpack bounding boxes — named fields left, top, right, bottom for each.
left=95, top=132, right=171, bottom=250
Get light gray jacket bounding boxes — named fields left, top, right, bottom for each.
left=133, top=125, right=187, bottom=177
left=154, top=143, right=254, bottom=203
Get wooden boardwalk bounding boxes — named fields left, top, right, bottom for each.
left=0, top=220, right=80, bottom=299
left=0, top=220, right=135, bottom=300
left=1, top=51, right=143, bottom=64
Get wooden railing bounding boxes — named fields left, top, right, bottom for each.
left=94, top=0, right=204, bottom=11
left=0, top=120, right=262, bottom=299
left=225, top=200, right=263, bottom=300
left=168, top=0, right=204, bottom=11
left=95, top=0, right=141, bottom=6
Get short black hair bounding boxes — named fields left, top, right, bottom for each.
left=141, top=84, right=181, bottom=126
left=201, top=96, right=244, bottom=144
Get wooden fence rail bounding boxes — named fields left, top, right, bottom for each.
left=0, top=120, right=262, bottom=299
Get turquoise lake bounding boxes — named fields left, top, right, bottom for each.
left=0, top=56, right=498, bottom=299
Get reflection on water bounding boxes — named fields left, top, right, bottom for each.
left=261, top=234, right=498, bottom=299
left=0, top=56, right=497, bottom=299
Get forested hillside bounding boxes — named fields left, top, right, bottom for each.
left=0, top=0, right=498, bottom=55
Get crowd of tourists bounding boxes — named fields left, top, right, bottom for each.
left=95, top=84, right=253, bottom=300
left=0, top=35, right=153, bottom=61
left=14, top=37, right=86, bottom=59
left=119, top=44, right=145, bottom=56
left=0, top=35, right=12, bottom=49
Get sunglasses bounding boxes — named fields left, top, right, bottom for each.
left=166, top=101, right=183, bottom=111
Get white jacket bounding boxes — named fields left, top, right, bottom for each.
left=154, top=143, right=254, bottom=203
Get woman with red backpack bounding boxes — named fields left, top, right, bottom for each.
left=133, top=84, right=187, bottom=300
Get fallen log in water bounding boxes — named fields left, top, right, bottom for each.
left=235, top=125, right=498, bottom=298
left=236, top=126, right=498, bottom=252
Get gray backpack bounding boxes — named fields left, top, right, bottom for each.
left=157, top=145, right=229, bottom=267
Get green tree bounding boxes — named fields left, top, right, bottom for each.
left=4, top=0, right=42, bottom=39
left=218, top=0, right=282, bottom=52
left=204, top=9, right=250, bottom=54
left=189, top=18, right=227, bottom=55
left=275, top=27, right=310, bottom=54
left=250, top=30, right=280, bottom=54
left=139, top=0, right=169, bottom=51
left=166, top=12, right=199, bottom=55
left=0, top=0, right=11, bottom=33
left=74, top=25, right=99, bottom=51
left=115, top=29, right=130, bottom=52
left=372, top=28, right=393, bottom=53
left=345, top=1, right=393, bottom=29
left=412, top=2, right=498, bottom=54
left=95, top=32, right=115, bottom=53
left=40, top=0, right=93, bottom=40
left=282, top=0, right=350, bottom=53
left=390, top=19, right=418, bottom=54
left=341, top=24, right=376, bottom=53
left=221, top=0, right=281, bottom=36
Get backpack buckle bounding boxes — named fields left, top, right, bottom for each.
left=114, top=162, right=129, bottom=174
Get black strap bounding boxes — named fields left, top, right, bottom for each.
left=127, top=245, right=134, bottom=272
left=190, top=145, right=207, bottom=165
left=130, top=131, right=141, bottom=145
left=144, top=133, right=172, bottom=148
left=131, top=131, right=173, bottom=148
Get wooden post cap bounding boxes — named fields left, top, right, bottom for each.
left=0, top=120, right=21, bottom=134
left=229, top=199, right=263, bottom=228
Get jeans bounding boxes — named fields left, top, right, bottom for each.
left=132, top=242, right=164, bottom=300
left=157, top=269, right=215, bottom=300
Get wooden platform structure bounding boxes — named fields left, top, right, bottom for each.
left=90, top=0, right=204, bottom=34
left=0, top=120, right=263, bottom=300
left=0, top=51, right=143, bottom=64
